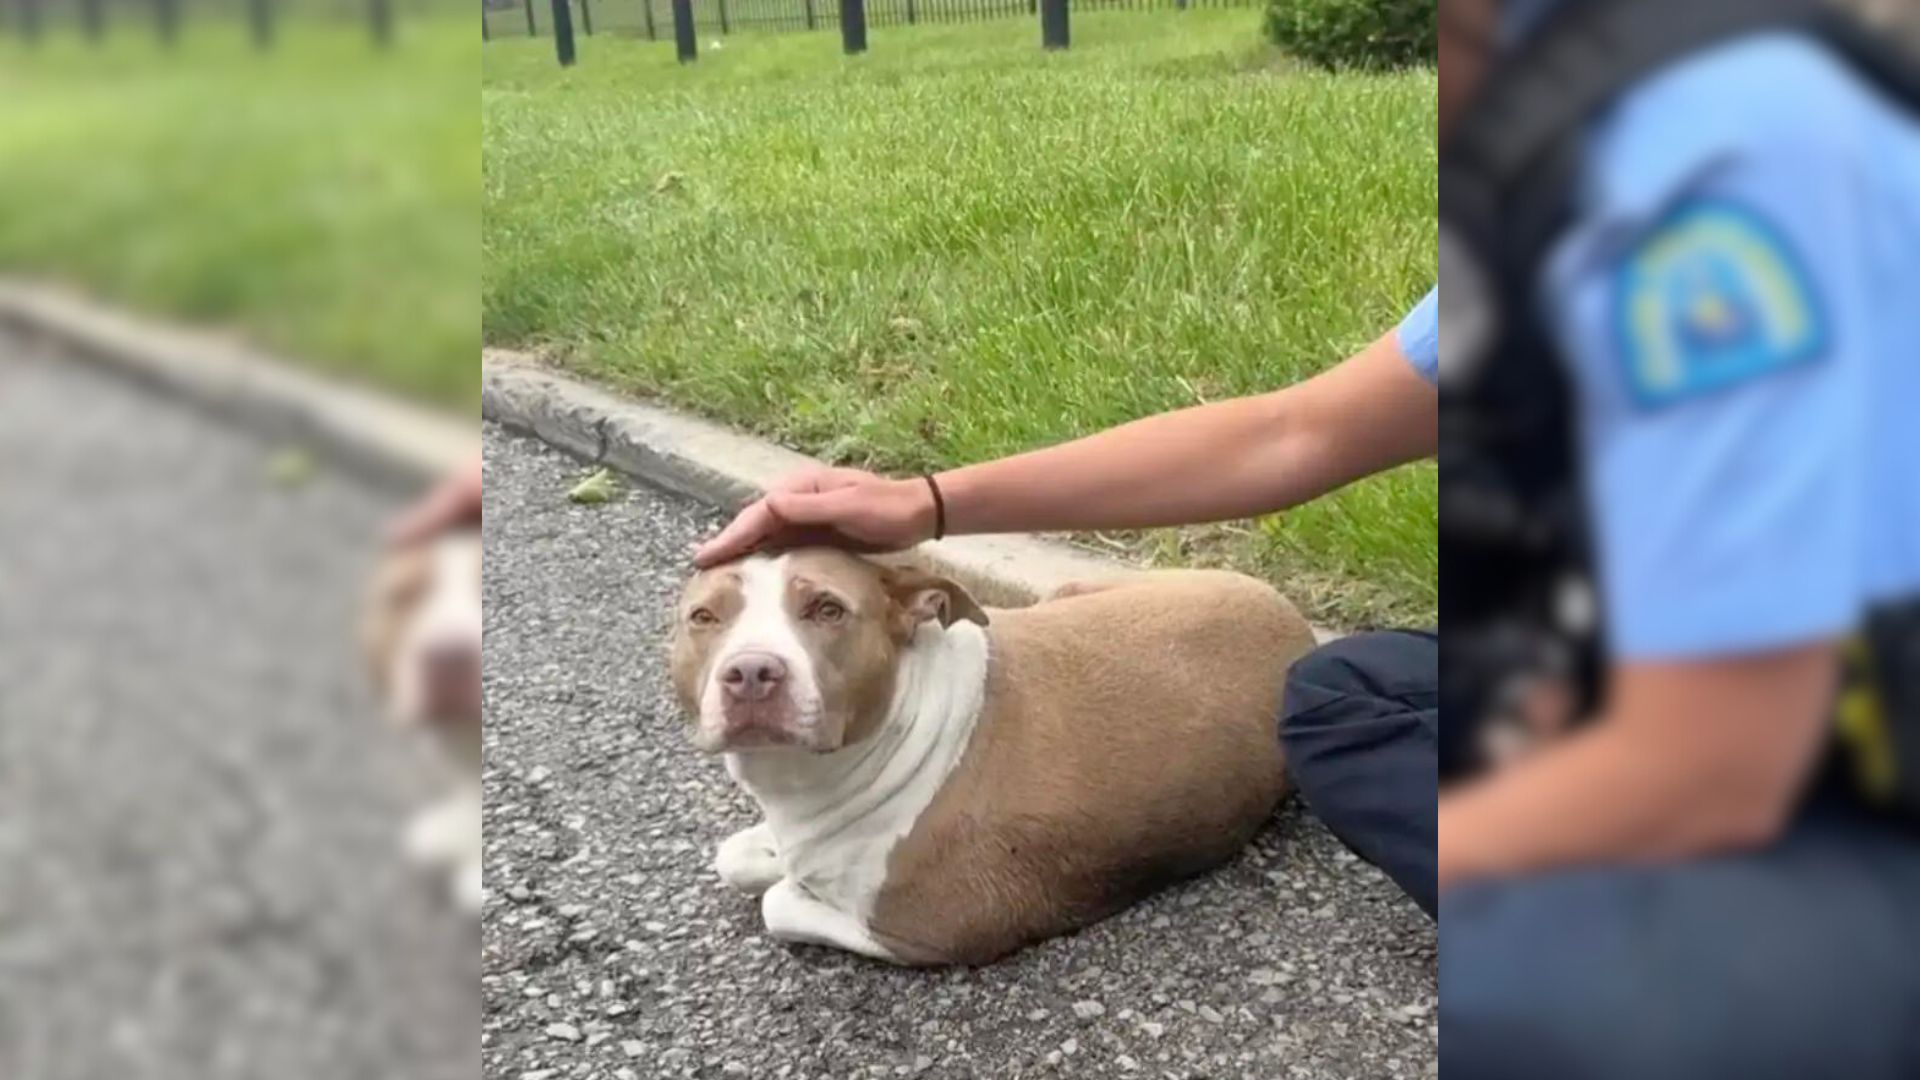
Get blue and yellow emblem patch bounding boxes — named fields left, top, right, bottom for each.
left=1612, top=200, right=1827, bottom=408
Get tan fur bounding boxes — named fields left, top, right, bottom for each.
left=361, top=545, right=432, bottom=697
left=869, top=570, right=1315, bottom=966
left=361, top=536, right=483, bottom=769
left=670, top=567, right=747, bottom=717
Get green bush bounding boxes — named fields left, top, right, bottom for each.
left=1266, top=0, right=1436, bottom=70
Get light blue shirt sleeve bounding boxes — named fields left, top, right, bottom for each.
left=1396, top=288, right=1439, bottom=385
left=1542, top=35, right=1885, bottom=660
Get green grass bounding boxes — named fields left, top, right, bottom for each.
left=0, top=22, right=479, bottom=408
left=483, top=11, right=1435, bottom=628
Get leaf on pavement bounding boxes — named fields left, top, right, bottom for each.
left=266, top=446, right=316, bottom=489
left=568, top=467, right=622, bottom=505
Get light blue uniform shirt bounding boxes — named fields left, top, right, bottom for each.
left=1398, top=288, right=1440, bottom=384
left=1539, top=32, right=1920, bottom=658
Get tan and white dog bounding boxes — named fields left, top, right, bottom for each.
left=363, top=529, right=484, bottom=913
left=671, top=549, right=1314, bottom=966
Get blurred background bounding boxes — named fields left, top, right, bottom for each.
left=1438, top=1, right=1920, bottom=1077
left=0, top=0, right=476, bottom=406
left=0, top=4, right=478, bottom=1078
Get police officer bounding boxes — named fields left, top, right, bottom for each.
left=695, top=293, right=1444, bottom=917
left=1439, top=0, right=1920, bottom=1076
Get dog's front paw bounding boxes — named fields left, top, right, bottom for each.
left=405, top=794, right=478, bottom=867
left=456, top=858, right=484, bottom=915
left=404, top=809, right=454, bottom=865
left=715, top=824, right=782, bottom=894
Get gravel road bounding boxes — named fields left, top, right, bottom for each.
left=0, top=331, right=476, bottom=1080
left=480, top=423, right=1437, bottom=1080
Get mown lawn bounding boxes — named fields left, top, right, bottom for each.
left=0, top=21, right=479, bottom=408
left=483, top=10, right=1435, bottom=627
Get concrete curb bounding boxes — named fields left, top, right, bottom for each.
left=481, top=350, right=1148, bottom=610
left=0, top=281, right=475, bottom=488
left=482, top=350, right=1339, bottom=642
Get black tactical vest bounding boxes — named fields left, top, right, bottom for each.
left=1438, top=0, right=1920, bottom=818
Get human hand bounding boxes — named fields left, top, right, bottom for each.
left=388, top=453, right=482, bottom=547
left=693, top=466, right=938, bottom=568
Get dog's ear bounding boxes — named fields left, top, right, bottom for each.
left=882, top=564, right=989, bottom=635
left=361, top=547, right=431, bottom=692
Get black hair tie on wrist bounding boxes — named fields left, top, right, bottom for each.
left=923, top=475, right=946, bottom=541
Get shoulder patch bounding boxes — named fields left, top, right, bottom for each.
left=1611, top=200, right=1827, bottom=409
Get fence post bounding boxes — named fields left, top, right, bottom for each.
left=524, top=0, right=536, bottom=34
left=20, top=0, right=39, bottom=44
left=370, top=0, right=392, bottom=46
left=550, top=0, right=575, bottom=62
left=840, top=0, right=864, bottom=53
left=905, top=0, right=914, bottom=24
left=671, top=0, right=695, bottom=61
left=1039, top=0, right=1065, bottom=48
left=579, top=0, right=593, bottom=34
left=249, top=0, right=273, bottom=48
left=155, top=0, right=178, bottom=45
left=717, top=0, right=729, bottom=33
left=802, top=0, right=813, bottom=30
left=81, top=0, right=104, bottom=41
left=482, top=0, right=491, bottom=40
left=643, top=0, right=656, bottom=40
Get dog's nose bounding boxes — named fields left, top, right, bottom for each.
left=721, top=652, right=787, bottom=702
left=426, top=641, right=479, bottom=682
left=423, top=641, right=480, bottom=710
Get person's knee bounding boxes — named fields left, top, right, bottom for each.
left=1280, top=632, right=1439, bottom=916
left=1286, top=630, right=1407, bottom=692
left=1282, top=630, right=1437, bottom=728
left=1280, top=632, right=1437, bottom=756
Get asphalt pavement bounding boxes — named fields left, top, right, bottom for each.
left=0, top=330, right=476, bottom=1080
left=480, top=422, right=1437, bottom=1080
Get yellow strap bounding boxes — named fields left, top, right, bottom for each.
left=1836, top=635, right=1898, bottom=803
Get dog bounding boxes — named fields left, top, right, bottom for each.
left=363, top=529, right=483, bottom=913
left=670, top=549, right=1315, bottom=966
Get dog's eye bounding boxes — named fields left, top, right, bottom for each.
left=688, top=608, right=719, bottom=628
left=385, top=578, right=426, bottom=610
left=812, top=599, right=847, bottom=623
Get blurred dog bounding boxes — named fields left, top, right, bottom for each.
left=363, top=529, right=483, bottom=913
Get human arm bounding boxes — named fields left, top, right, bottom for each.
left=694, top=322, right=1436, bottom=566
left=1439, top=646, right=1837, bottom=891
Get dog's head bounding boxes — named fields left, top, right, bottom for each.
left=363, top=530, right=482, bottom=732
left=669, top=549, right=987, bottom=755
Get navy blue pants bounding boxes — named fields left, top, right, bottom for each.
left=1280, top=630, right=1438, bottom=916
left=1443, top=803, right=1920, bottom=1079
left=1282, top=634, right=1920, bottom=1077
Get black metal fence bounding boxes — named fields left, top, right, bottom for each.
left=481, top=0, right=1252, bottom=41
left=0, top=0, right=419, bottom=46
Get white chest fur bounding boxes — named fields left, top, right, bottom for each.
left=723, top=620, right=990, bottom=920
